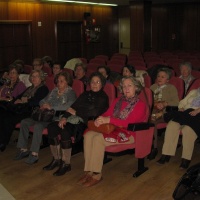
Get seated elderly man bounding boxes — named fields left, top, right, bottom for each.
left=179, top=61, right=194, bottom=93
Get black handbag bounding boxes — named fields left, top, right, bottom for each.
left=31, top=107, right=55, bottom=122
left=163, top=106, right=179, bottom=123
left=173, top=163, right=200, bottom=200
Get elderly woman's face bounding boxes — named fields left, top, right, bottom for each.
left=57, top=75, right=68, bottom=91
left=30, top=72, right=42, bottom=86
left=122, top=67, right=133, bottom=77
left=90, top=76, right=102, bottom=92
left=180, top=65, right=191, bottom=79
left=53, top=64, right=62, bottom=76
left=9, top=68, right=19, bottom=83
left=74, top=66, right=85, bottom=80
left=122, top=78, right=136, bottom=98
left=33, top=60, right=43, bottom=70
left=156, top=71, right=169, bottom=86
left=98, top=68, right=108, bottom=78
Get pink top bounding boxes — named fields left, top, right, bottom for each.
left=102, top=97, right=147, bottom=129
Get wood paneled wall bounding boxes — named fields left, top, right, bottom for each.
left=152, top=2, right=200, bottom=52
left=129, top=1, right=200, bottom=52
left=0, top=1, right=118, bottom=68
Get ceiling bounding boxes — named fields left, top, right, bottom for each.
left=69, top=0, right=199, bottom=6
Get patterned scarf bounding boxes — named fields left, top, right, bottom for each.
left=154, top=84, right=167, bottom=101
left=113, top=95, right=139, bottom=119
left=191, top=88, right=200, bottom=107
left=22, top=83, right=44, bottom=99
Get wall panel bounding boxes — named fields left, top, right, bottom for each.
left=0, top=1, right=118, bottom=69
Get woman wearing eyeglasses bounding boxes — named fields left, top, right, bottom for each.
left=43, top=72, right=109, bottom=176
left=0, top=70, right=49, bottom=152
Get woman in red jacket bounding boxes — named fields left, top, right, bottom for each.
left=77, top=76, right=147, bottom=187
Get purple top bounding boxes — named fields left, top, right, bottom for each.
left=0, top=81, right=26, bottom=98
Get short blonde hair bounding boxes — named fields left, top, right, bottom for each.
left=119, top=76, right=143, bottom=95
left=29, top=69, right=45, bottom=84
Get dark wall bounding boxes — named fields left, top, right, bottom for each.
left=152, top=2, right=200, bottom=52
left=0, top=1, right=119, bottom=68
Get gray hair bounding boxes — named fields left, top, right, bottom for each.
left=74, top=63, right=87, bottom=73
left=157, top=67, right=172, bottom=80
left=119, top=76, right=143, bottom=95
left=179, top=61, right=192, bottom=71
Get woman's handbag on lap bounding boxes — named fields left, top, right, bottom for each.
left=31, top=107, right=55, bottom=122
left=87, top=120, right=116, bottom=134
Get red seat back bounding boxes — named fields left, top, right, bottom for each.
left=72, top=79, right=84, bottom=98
left=169, top=76, right=185, bottom=100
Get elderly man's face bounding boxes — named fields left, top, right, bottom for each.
left=180, top=65, right=191, bottom=79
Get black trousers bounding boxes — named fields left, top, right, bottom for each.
left=0, top=108, right=30, bottom=145
left=47, top=121, right=87, bottom=143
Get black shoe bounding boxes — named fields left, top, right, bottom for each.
left=147, top=148, right=158, bottom=160
left=179, top=159, right=191, bottom=169
left=53, top=161, right=71, bottom=176
left=157, top=155, right=171, bottom=165
left=0, top=144, right=6, bottom=152
left=43, top=158, right=61, bottom=171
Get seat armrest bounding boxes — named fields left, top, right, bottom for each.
left=128, top=122, right=154, bottom=131
left=128, top=122, right=154, bottom=158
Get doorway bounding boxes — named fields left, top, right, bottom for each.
left=119, top=17, right=130, bottom=55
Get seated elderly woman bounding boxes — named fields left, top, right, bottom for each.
left=97, top=65, right=111, bottom=83
left=0, top=70, right=49, bottom=152
left=77, top=76, right=147, bottom=187
left=114, top=65, right=136, bottom=88
left=74, top=63, right=88, bottom=90
left=157, top=87, right=200, bottom=169
left=149, top=67, right=179, bottom=159
left=14, top=72, right=76, bottom=164
left=0, top=63, right=26, bottom=101
left=43, top=72, right=109, bottom=176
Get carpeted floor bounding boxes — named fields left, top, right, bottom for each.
left=0, top=184, right=15, bottom=200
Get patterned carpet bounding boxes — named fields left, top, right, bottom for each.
left=0, top=184, right=15, bottom=200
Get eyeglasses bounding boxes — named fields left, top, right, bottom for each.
left=91, top=81, right=101, bottom=85
left=33, top=63, right=41, bottom=66
left=31, top=75, right=40, bottom=78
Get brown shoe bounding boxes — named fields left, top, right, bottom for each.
left=77, top=173, right=91, bottom=185
left=83, top=176, right=103, bottom=187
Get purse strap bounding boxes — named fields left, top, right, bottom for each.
left=142, top=88, right=151, bottom=122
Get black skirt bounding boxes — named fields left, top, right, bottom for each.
left=172, top=108, right=200, bottom=137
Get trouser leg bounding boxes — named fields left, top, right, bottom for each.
left=61, top=140, right=72, bottom=164
left=181, top=125, right=197, bottom=160
left=30, top=122, right=49, bottom=153
left=162, top=121, right=181, bottom=156
left=86, top=131, right=106, bottom=173
left=48, top=137, right=61, bottom=160
left=17, top=118, right=35, bottom=149
left=84, top=131, right=98, bottom=172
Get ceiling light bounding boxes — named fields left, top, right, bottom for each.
left=42, top=0, right=118, bottom=6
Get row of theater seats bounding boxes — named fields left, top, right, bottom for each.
left=15, top=74, right=155, bottom=177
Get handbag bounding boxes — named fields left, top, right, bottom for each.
left=31, top=107, right=55, bottom=122
left=67, top=115, right=83, bottom=124
left=163, top=106, right=179, bottom=123
left=87, top=120, right=116, bottom=134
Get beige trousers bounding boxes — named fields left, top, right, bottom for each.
left=162, top=121, right=197, bottom=160
left=84, top=131, right=134, bottom=174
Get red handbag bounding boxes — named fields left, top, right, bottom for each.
left=87, top=120, right=116, bottom=134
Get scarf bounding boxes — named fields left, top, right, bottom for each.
left=112, top=95, right=139, bottom=120
left=191, top=88, right=200, bottom=107
left=154, top=84, right=167, bottom=101
left=22, top=83, right=44, bottom=99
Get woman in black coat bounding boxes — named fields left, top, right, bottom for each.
left=43, top=72, right=109, bottom=176
left=0, top=70, right=49, bottom=152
